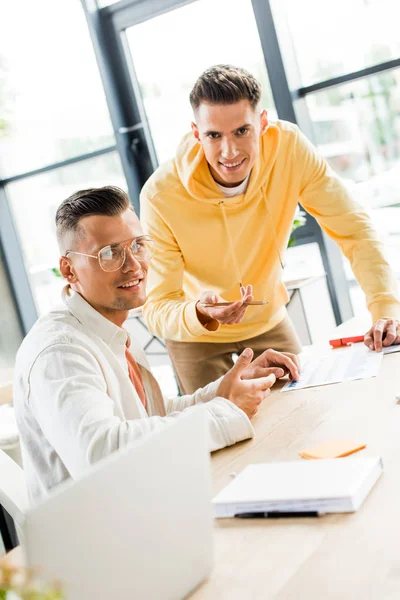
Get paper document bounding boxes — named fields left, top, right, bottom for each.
left=383, top=344, right=400, bottom=355
left=282, top=343, right=383, bottom=392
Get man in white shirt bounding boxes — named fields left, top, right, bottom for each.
left=13, top=186, right=299, bottom=504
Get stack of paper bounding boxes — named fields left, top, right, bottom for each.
left=213, top=457, right=383, bottom=518
left=282, top=343, right=383, bottom=392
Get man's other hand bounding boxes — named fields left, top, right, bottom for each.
left=241, top=348, right=300, bottom=381
left=196, top=285, right=253, bottom=326
left=217, top=348, right=276, bottom=420
left=364, top=318, right=400, bottom=352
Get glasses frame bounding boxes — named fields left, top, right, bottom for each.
left=65, top=235, right=155, bottom=272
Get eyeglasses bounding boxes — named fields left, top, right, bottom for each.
left=65, top=235, right=155, bottom=272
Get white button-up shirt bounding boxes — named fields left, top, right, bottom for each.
left=14, top=287, right=253, bottom=503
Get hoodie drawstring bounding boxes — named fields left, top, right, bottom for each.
left=219, top=194, right=285, bottom=289
left=218, top=200, right=243, bottom=291
left=263, top=192, right=285, bottom=270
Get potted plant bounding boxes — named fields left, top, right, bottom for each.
left=0, top=562, right=64, bottom=599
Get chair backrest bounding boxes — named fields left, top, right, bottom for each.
left=0, top=449, right=29, bottom=528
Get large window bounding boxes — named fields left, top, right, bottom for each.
left=0, top=0, right=128, bottom=325
left=125, top=0, right=276, bottom=163
left=307, top=70, right=400, bottom=312
left=0, top=0, right=116, bottom=179
left=274, top=0, right=400, bottom=87
left=308, top=70, right=400, bottom=181
left=7, top=152, right=126, bottom=315
left=270, top=0, right=400, bottom=316
left=0, top=246, right=22, bottom=368
left=2, top=0, right=400, bottom=340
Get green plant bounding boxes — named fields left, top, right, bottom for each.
left=0, top=562, right=64, bottom=600
left=288, top=210, right=306, bottom=247
left=50, top=268, right=62, bottom=279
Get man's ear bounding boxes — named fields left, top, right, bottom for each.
left=260, top=109, right=269, bottom=135
left=191, top=121, right=201, bottom=143
left=59, top=256, right=78, bottom=284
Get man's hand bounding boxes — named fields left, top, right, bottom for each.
left=241, top=348, right=300, bottom=382
left=217, top=348, right=276, bottom=420
left=196, top=285, right=253, bottom=326
left=364, top=318, right=400, bottom=352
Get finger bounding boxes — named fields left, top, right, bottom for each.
left=231, top=308, right=248, bottom=323
left=242, top=294, right=254, bottom=304
left=231, top=348, right=254, bottom=376
left=268, top=349, right=299, bottom=381
left=282, top=352, right=301, bottom=372
left=221, top=304, right=248, bottom=323
left=253, top=373, right=276, bottom=391
left=208, top=301, right=244, bottom=319
left=364, top=327, right=374, bottom=350
left=244, top=284, right=252, bottom=299
left=243, top=366, right=284, bottom=379
left=382, top=319, right=397, bottom=346
left=267, top=367, right=285, bottom=378
left=373, top=320, right=385, bottom=352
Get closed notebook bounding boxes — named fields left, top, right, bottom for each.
left=213, top=456, right=383, bottom=518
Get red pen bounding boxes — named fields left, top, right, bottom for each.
left=329, top=335, right=364, bottom=348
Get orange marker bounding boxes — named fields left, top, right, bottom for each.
left=329, top=335, right=364, bottom=348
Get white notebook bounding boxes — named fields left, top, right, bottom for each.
left=213, top=456, right=383, bottom=518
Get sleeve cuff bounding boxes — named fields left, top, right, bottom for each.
left=183, top=301, right=220, bottom=337
left=205, top=398, right=255, bottom=452
left=369, top=302, right=400, bottom=322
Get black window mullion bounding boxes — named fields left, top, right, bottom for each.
left=0, top=186, right=37, bottom=335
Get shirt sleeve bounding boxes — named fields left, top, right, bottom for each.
left=140, top=191, right=219, bottom=340
left=28, top=344, right=253, bottom=479
left=296, top=127, right=400, bottom=321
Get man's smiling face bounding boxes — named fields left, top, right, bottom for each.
left=60, top=209, right=148, bottom=326
left=191, top=99, right=268, bottom=188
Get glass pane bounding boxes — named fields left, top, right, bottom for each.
left=6, top=152, right=127, bottom=316
left=0, top=246, right=22, bottom=369
left=308, top=69, right=400, bottom=181
left=0, top=0, right=115, bottom=179
left=306, top=71, right=400, bottom=315
left=273, top=0, right=400, bottom=87
left=126, top=0, right=276, bottom=164
left=96, top=0, right=120, bottom=6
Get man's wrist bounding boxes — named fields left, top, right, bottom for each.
left=195, top=302, right=219, bottom=330
left=195, top=301, right=212, bottom=325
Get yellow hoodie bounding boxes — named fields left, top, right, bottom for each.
left=140, top=120, right=400, bottom=343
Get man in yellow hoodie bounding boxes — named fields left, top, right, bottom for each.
left=140, top=64, right=400, bottom=394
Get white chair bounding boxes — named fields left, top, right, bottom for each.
left=0, top=448, right=29, bottom=552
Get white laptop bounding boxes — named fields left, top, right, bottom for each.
left=22, top=408, right=213, bottom=600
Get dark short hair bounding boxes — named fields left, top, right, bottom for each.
left=189, top=65, right=262, bottom=111
left=56, top=186, right=131, bottom=248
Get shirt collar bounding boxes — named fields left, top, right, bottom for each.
left=62, top=285, right=129, bottom=347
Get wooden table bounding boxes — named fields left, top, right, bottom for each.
left=3, top=325, right=400, bottom=599
left=190, top=337, right=400, bottom=599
